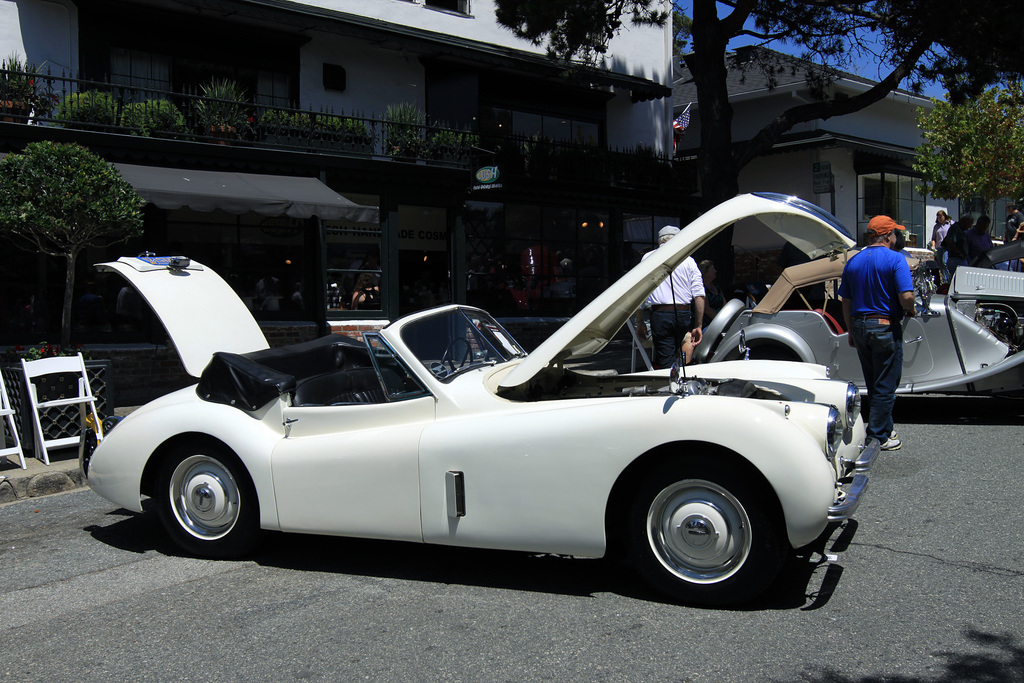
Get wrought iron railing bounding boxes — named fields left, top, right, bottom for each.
left=0, top=67, right=694, bottom=190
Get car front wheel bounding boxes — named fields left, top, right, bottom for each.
left=156, top=442, right=262, bottom=558
left=629, top=459, right=785, bottom=605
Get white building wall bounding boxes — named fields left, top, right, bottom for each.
left=1, top=0, right=78, bottom=73
left=301, top=32, right=425, bottom=116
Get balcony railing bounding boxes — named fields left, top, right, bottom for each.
left=0, top=67, right=695, bottom=191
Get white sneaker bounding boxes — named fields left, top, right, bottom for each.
left=881, top=437, right=902, bottom=451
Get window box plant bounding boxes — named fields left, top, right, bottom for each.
left=426, top=128, right=479, bottom=164
left=54, top=90, right=119, bottom=132
left=0, top=54, right=50, bottom=122
left=194, top=78, right=250, bottom=143
left=121, top=99, right=187, bottom=138
left=384, top=102, right=425, bottom=159
left=314, top=114, right=374, bottom=153
left=259, top=108, right=312, bottom=148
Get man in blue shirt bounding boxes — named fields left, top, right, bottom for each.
left=840, top=215, right=917, bottom=451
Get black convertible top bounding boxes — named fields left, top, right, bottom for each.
left=196, top=335, right=372, bottom=411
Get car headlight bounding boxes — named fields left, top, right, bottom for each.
left=845, top=382, right=861, bottom=428
left=826, top=405, right=843, bottom=457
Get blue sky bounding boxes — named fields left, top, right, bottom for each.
left=676, top=2, right=947, bottom=101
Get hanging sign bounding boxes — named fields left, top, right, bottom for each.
left=472, top=165, right=503, bottom=191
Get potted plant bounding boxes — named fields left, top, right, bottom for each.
left=426, top=128, right=478, bottom=164
left=384, top=102, right=425, bottom=159
left=315, top=114, right=374, bottom=153
left=194, top=78, right=250, bottom=142
left=0, top=53, right=48, bottom=121
left=54, top=90, right=119, bottom=131
left=259, top=108, right=312, bottom=147
left=121, top=99, right=186, bottom=138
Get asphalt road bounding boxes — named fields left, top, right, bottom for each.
left=1, top=394, right=1022, bottom=683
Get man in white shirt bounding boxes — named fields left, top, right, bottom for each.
left=637, top=226, right=705, bottom=368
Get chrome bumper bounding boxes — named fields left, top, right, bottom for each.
left=844, top=438, right=881, bottom=473
left=828, top=439, right=881, bottom=521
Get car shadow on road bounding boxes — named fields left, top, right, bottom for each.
left=893, top=394, right=1024, bottom=426
left=85, top=506, right=855, bottom=612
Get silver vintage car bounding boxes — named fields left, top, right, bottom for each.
left=696, top=236, right=1024, bottom=396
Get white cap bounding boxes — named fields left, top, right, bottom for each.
left=658, top=225, right=680, bottom=239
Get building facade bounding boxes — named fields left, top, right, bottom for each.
left=2, top=0, right=694, bottom=358
left=673, top=48, right=938, bottom=283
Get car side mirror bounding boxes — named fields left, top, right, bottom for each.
left=738, top=329, right=750, bottom=360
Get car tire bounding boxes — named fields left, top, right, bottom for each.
left=628, top=458, right=785, bottom=605
left=156, top=442, right=262, bottom=559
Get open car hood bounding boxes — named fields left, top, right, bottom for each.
left=96, top=256, right=269, bottom=377
left=498, top=193, right=855, bottom=391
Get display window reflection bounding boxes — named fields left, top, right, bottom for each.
left=325, top=193, right=382, bottom=315
left=464, top=201, right=610, bottom=316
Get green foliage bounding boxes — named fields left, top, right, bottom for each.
left=194, top=78, right=250, bottom=133
left=55, top=90, right=118, bottom=129
left=0, top=53, right=52, bottom=113
left=121, top=99, right=186, bottom=137
left=259, top=108, right=312, bottom=129
left=384, top=103, right=425, bottom=157
left=494, top=0, right=668, bottom=62
left=426, top=128, right=479, bottom=160
left=0, top=141, right=145, bottom=346
left=914, top=83, right=1024, bottom=201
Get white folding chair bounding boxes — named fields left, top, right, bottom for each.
left=0, top=370, right=26, bottom=469
left=20, top=354, right=102, bottom=465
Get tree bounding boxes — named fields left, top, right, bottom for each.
left=495, top=0, right=1024, bottom=279
left=0, top=141, right=145, bottom=348
left=914, top=82, right=1024, bottom=203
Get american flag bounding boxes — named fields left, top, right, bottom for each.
left=673, top=104, right=691, bottom=134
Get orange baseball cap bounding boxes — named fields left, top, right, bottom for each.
left=866, top=215, right=906, bottom=235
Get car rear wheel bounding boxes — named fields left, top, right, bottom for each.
left=156, top=442, right=262, bottom=558
left=629, top=459, right=785, bottom=605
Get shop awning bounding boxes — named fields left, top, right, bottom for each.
left=113, top=163, right=379, bottom=223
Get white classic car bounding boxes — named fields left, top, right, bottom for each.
left=695, top=241, right=1024, bottom=396
left=81, top=193, right=877, bottom=606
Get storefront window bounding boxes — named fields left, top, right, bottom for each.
left=325, top=193, right=381, bottom=315
left=398, top=205, right=450, bottom=315
left=166, top=208, right=310, bottom=317
left=464, top=201, right=610, bottom=316
left=857, top=170, right=925, bottom=246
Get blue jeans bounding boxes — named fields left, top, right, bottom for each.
left=850, top=317, right=903, bottom=443
left=650, top=309, right=693, bottom=369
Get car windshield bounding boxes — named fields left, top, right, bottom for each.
left=400, top=307, right=527, bottom=380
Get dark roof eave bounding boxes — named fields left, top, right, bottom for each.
left=675, top=131, right=918, bottom=162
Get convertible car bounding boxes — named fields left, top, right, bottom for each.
left=81, top=193, right=877, bottom=606
left=695, top=242, right=1024, bottom=396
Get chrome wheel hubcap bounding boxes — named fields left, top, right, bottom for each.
left=169, top=455, right=240, bottom=540
left=647, top=479, right=751, bottom=583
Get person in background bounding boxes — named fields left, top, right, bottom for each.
left=635, top=226, right=705, bottom=369
left=698, top=259, right=725, bottom=327
left=942, top=215, right=971, bottom=276
left=930, top=209, right=953, bottom=279
left=840, top=215, right=916, bottom=452
left=1005, top=203, right=1024, bottom=244
left=965, top=215, right=993, bottom=264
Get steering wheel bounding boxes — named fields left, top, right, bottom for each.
left=441, top=337, right=472, bottom=373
